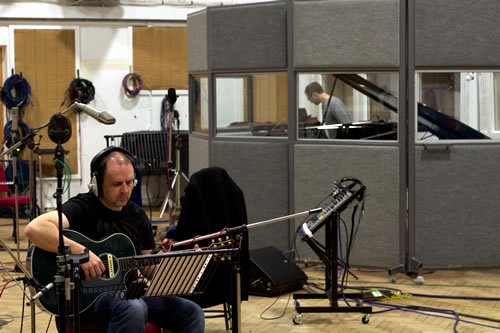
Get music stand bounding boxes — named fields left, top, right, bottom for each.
left=170, top=208, right=323, bottom=333
left=108, top=248, right=239, bottom=327
left=144, top=249, right=230, bottom=298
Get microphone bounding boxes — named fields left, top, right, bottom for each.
left=74, top=102, right=116, bottom=125
left=31, top=282, right=54, bottom=302
left=166, top=88, right=177, bottom=105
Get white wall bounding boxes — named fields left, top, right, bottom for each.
left=0, top=2, right=213, bottom=209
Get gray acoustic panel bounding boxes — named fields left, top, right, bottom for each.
left=207, top=2, right=287, bottom=70
left=211, top=140, right=290, bottom=252
left=187, top=10, right=208, bottom=72
left=294, top=0, right=400, bottom=68
left=188, top=135, right=209, bottom=175
left=415, top=145, right=500, bottom=268
left=415, top=0, right=500, bottom=67
left=294, top=144, right=400, bottom=268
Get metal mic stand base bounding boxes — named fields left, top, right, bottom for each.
left=292, top=292, right=372, bottom=325
left=388, top=257, right=425, bottom=285
left=293, top=213, right=372, bottom=326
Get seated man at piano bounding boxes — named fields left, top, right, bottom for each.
left=24, top=146, right=204, bottom=333
left=305, top=82, right=351, bottom=138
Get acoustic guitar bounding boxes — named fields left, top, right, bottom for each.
left=27, top=229, right=232, bottom=315
left=28, top=230, right=159, bottom=315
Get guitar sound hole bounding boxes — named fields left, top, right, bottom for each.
left=99, top=253, right=119, bottom=280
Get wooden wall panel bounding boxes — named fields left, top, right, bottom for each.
left=133, top=27, right=188, bottom=90
left=14, top=29, right=77, bottom=177
left=253, top=73, right=288, bottom=123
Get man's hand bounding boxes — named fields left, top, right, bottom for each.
left=80, top=251, right=105, bottom=280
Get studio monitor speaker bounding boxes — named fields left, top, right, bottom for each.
left=248, top=246, right=307, bottom=297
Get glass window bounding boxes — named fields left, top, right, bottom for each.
left=215, top=72, right=288, bottom=137
left=192, top=74, right=209, bottom=134
left=298, top=72, right=399, bottom=140
left=416, top=71, right=499, bottom=141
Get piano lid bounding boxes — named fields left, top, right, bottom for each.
left=333, top=74, right=489, bottom=140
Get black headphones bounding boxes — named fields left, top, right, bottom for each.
left=88, top=146, right=137, bottom=197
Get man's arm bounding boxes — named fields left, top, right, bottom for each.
left=24, top=211, right=77, bottom=252
left=24, top=211, right=105, bottom=279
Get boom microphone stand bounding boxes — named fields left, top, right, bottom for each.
left=0, top=102, right=104, bottom=333
left=0, top=103, right=77, bottom=259
left=49, top=114, right=73, bottom=333
left=171, top=208, right=322, bottom=333
left=47, top=113, right=90, bottom=333
left=0, top=109, right=75, bottom=333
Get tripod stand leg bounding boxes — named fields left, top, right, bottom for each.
left=159, top=171, right=180, bottom=221
left=388, top=257, right=424, bottom=284
left=172, top=171, right=190, bottom=210
left=159, top=187, right=173, bottom=220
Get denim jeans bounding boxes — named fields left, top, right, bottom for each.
left=90, top=292, right=205, bottom=333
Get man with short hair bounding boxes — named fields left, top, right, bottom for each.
left=25, top=146, right=204, bottom=333
left=305, top=81, right=351, bottom=138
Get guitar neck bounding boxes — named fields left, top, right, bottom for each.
left=118, top=254, right=162, bottom=270
left=116, top=239, right=237, bottom=271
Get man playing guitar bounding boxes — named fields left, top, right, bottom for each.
left=24, top=146, right=204, bottom=333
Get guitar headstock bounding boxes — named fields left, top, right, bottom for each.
left=205, top=236, right=234, bottom=261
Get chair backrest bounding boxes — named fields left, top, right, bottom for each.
left=175, top=167, right=248, bottom=239
left=174, top=166, right=249, bottom=307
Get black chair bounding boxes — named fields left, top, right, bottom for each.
left=173, top=167, right=249, bottom=331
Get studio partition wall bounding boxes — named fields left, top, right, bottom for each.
left=292, top=0, right=403, bottom=267
left=410, top=0, right=500, bottom=268
left=188, top=2, right=292, bottom=250
left=187, top=0, right=500, bottom=268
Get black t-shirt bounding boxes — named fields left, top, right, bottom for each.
left=62, top=192, right=155, bottom=254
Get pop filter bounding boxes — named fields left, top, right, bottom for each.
left=48, top=113, right=72, bottom=144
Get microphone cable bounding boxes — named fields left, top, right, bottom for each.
left=61, top=77, right=95, bottom=105
left=3, top=118, right=30, bottom=150
left=364, top=300, right=500, bottom=332
left=122, top=72, right=143, bottom=97
left=1, top=74, right=32, bottom=109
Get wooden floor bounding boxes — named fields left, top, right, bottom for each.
left=1, top=217, right=499, bottom=333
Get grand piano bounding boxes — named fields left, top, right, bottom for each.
left=326, top=73, right=490, bottom=140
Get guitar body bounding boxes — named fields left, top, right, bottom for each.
left=27, top=230, right=136, bottom=315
